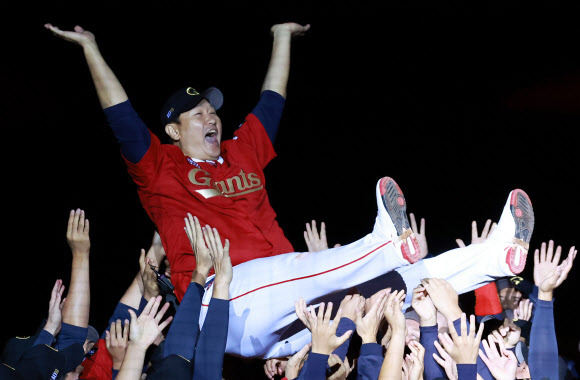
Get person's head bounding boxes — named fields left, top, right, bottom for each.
left=161, top=87, right=224, bottom=160
left=496, top=278, right=523, bottom=310
left=404, top=310, right=448, bottom=345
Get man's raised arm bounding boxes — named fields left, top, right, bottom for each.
left=261, top=22, right=310, bottom=98
left=46, top=24, right=152, bottom=165
left=45, top=24, right=127, bottom=109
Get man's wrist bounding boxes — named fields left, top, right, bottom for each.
left=129, top=341, right=148, bottom=352
left=43, top=323, right=59, bottom=336
left=71, top=248, right=90, bottom=257
left=360, top=335, right=377, bottom=344
left=82, top=40, right=99, bottom=53
left=143, top=290, right=159, bottom=301
left=420, top=316, right=437, bottom=327
left=272, top=29, right=292, bottom=40
left=442, top=306, right=462, bottom=322
left=310, top=345, right=331, bottom=355
left=195, top=265, right=211, bottom=278
left=212, top=283, right=230, bottom=300
left=538, top=289, right=553, bottom=301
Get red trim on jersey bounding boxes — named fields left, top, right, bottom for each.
left=201, top=241, right=393, bottom=306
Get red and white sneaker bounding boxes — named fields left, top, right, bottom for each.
left=506, top=189, right=534, bottom=274
left=378, top=177, right=421, bottom=264
left=489, top=189, right=535, bottom=274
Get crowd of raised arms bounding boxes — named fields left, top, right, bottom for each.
left=0, top=211, right=577, bottom=380
left=1, top=20, right=577, bottom=380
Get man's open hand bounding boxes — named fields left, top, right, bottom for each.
left=45, top=24, right=96, bottom=47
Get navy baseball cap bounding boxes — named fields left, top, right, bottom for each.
left=14, top=343, right=84, bottom=379
left=509, top=276, right=533, bottom=298
left=160, top=87, right=223, bottom=125
left=0, top=335, right=37, bottom=367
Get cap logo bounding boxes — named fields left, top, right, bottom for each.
left=186, top=87, right=200, bottom=96
left=511, top=276, right=523, bottom=285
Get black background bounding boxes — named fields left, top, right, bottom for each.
left=2, top=3, right=579, bottom=370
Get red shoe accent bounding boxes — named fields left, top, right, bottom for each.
left=506, top=246, right=527, bottom=274
left=400, top=236, right=421, bottom=264
left=379, top=177, right=389, bottom=196
left=397, top=196, right=405, bottom=206
left=380, top=176, right=403, bottom=196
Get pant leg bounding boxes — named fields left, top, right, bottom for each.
left=199, top=227, right=409, bottom=358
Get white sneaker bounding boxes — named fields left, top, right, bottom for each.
left=488, top=189, right=534, bottom=274
left=377, top=177, right=421, bottom=264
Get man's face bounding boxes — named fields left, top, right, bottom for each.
left=170, top=99, right=222, bottom=160
left=499, top=287, right=523, bottom=310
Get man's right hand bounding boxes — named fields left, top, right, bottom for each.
left=411, top=285, right=436, bottom=327
left=66, top=209, right=90, bottom=256
left=45, top=24, right=96, bottom=48
left=421, top=278, right=462, bottom=322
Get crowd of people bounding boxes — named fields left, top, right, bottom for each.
left=0, top=20, right=577, bottom=380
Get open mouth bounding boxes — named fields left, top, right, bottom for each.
left=204, top=129, right=219, bottom=145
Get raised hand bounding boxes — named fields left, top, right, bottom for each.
left=439, top=314, right=483, bottom=364
left=327, top=354, right=354, bottom=380
left=184, top=214, right=213, bottom=275
left=433, top=340, right=458, bottom=380
left=383, top=290, right=406, bottom=334
left=513, top=298, right=533, bottom=321
left=307, top=302, right=353, bottom=355
left=128, top=296, right=173, bottom=350
left=202, top=225, right=232, bottom=284
left=479, top=334, right=518, bottom=380
left=264, top=357, right=288, bottom=380
left=421, top=278, right=462, bottom=322
left=409, top=213, right=428, bottom=259
left=533, top=241, right=577, bottom=300
left=304, top=220, right=341, bottom=252
left=270, top=23, right=311, bottom=38
left=285, top=343, right=310, bottom=380
left=44, top=24, right=96, bottom=47
left=45, top=279, right=66, bottom=335
left=106, top=319, right=130, bottom=370
left=406, top=340, right=426, bottom=380
left=491, top=319, right=521, bottom=349
left=66, top=209, right=90, bottom=255
left=139, top=249, right=159, bottom=300
left=355, top=290, right=388, bottom=344
left=456, top=219, right=496, bottom=248
left=411, top=285, right=436, bottom=326
left=338, top=294, right=365, bottom=323
left=147, top=231, right=166, bottom=269
left=295, top=297, right=313, bottom=330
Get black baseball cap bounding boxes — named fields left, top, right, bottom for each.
left=160, top=87, right=223, bottom=125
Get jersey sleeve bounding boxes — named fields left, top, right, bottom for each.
left=250, top=90, right=285, bottom=143
left=103, top=100, right=152, bottom=164
left=123, top=131, right=165, bottom=190
left=233, top=93, right=282, bottom=169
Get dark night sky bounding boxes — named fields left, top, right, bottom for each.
left=2, top=4, right=579, bottom=367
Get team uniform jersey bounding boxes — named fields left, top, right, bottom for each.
left=104, top=91, right=294, bottom=300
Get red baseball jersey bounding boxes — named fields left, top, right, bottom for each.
left=124, top=111, right=294, bottom=300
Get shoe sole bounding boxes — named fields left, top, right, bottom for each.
left=379, top=177, right=421, bottom=263
left=506, top=189, right=534, bottom=274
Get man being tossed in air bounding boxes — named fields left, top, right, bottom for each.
left=46, top=22, right=310, bottom=300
